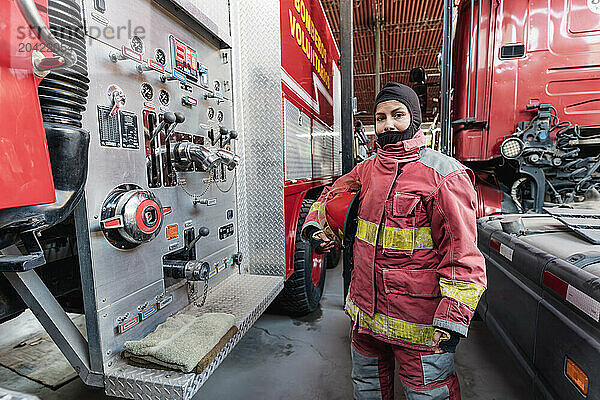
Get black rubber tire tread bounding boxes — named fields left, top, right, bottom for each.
left=273, top=198, right=327, bottom=316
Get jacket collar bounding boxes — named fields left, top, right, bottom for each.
left=374, top=130, right=426, bottom=164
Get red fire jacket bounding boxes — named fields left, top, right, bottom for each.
left=302, top=131, right=486, bottom=350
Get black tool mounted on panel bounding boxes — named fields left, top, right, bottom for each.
left=163, top=226, right=210, bottom=281
left=209, top=127, right=238, bottom=147
left=149, top=112, right=185, bottom=142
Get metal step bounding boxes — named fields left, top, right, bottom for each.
left=103, top=273, right=283, bottom=399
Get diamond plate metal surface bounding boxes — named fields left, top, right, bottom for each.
left=104, top=273, right=283, bottom=399
left=230, top=0, right=286, bottom=277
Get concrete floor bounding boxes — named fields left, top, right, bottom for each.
left=0, top=262, right=531, bottom=400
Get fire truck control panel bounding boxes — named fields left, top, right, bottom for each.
left=75, top=0, right=244, bottom=360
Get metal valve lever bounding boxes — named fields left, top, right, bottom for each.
left=222, top=130, right=238, bottom=147
left=210, top=127, right=239, bottom=147
left=109, top=51, right=127, bottom=63
left=163, top=226, right=210, bottom=280
left=137, top=64, right=152, bottom=73
left=185, top=227, right=210, bottom=252
left=149, top=112, right=184, bottom=142
left=164, top=112, right=185, bottom=141
left=150, top=112, right=175, bottom=141
left=160, top=74, right=179, bottom=83
left=16, top=0, right=77, bottom=75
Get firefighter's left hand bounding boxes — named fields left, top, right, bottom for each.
left=313, top=231, right=336, bottom=253
left=432, top=331, right=446, bottom=354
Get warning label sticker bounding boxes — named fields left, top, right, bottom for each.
left=566, top=284, right=600, bottom=321
left=499, top=243, right=514, bottom=261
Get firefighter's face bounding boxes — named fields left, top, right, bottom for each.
left=375, top=100, right=411, bottom=134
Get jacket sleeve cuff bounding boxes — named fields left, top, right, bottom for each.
left=301, top=221, right=322, bottom=241
left=433, top=318, right=469, bottom=337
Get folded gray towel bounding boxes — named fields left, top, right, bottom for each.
left=123, top=313, right=236, bottom=373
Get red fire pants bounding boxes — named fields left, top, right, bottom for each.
left=350, top=326, right=461, bottom=400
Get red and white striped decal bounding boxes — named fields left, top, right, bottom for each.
left=543, top=271, right=600, bottom=322
left=490, top=238, right=514, bottom=261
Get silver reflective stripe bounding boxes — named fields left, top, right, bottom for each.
left=420, top=352, right=455, bottom=385
left=351, top=346, right=383, bottom=400
left=403, top=384, right=450, bottom=400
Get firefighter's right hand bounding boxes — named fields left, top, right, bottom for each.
left=309, top=230, right=336, bottom=254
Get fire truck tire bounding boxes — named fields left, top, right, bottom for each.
left=274, top=199, right=327, bottom=316
left=327, top=247, right=341, bottom=269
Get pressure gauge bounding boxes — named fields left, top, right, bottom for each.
left=140, top=83, right=154, bottom=101
left=214, top=80, right=221, bottom=92
left=207, top=107, right=215, bottom=120
left=155, top=48, right=166, bottom=66
left=159, top=89, right=170, bottom=106
left=130, top=35, right=145, bottom=55
left=217, top=110, right=224, bottom=123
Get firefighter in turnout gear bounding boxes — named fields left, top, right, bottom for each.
left=302, top=82, right=486, bottom=400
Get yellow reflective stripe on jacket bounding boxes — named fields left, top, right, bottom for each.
left=356, top=218, right=379, bottom=246
left=309, top=201, right=322, bottom=214
left=356, top=218, right=434, bottom=251
left=439, top=278, right=485, bottom=310
left=383, top=226, right=434, bottom=251
left=345, top=298, right=435, bottom=346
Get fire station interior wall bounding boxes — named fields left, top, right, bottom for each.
left=284, top=97, right=313, bottom=181
left=231, top=0, right=286, bottom=276
left=312, top=120, right=335, bottom=178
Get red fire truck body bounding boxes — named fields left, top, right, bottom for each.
left=453, top=0, right=600, bottom=215
left=0, top=0, right=55, bottom=210
left=280, top=0, right=341, bottom=284
left=454, top=0, right=600, bottom=162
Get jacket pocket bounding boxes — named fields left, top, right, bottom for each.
left=383, top=193, right=423, bottom=256
left=392, top=193, right=420, bottom=217
left=382, top=269, right=440, bottom=297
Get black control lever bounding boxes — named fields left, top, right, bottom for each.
left=185, top=226, right=210, bottom=252
left=149, top=112, right=176, bottom=142
left=165, top=112, right=186, bottom=141
left=222, top=130, right=238, bottom=147
left=209, top=127, right=228, bottom=146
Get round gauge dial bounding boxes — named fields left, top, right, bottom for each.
left=214, top=80, right=221, bottom=92
left=140, top=83, right=154, bottom=101
left=159, top=89, right=170, bottom=106
left=217, top=110, right=224, bottom=123
left=130, top=35, right=145, bottom=55
left=207, top=107, right=215, bottom=120
left=155, top=48, right=166, bottom=66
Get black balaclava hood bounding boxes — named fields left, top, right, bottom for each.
left=373, top=82, right=422, bottom=148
